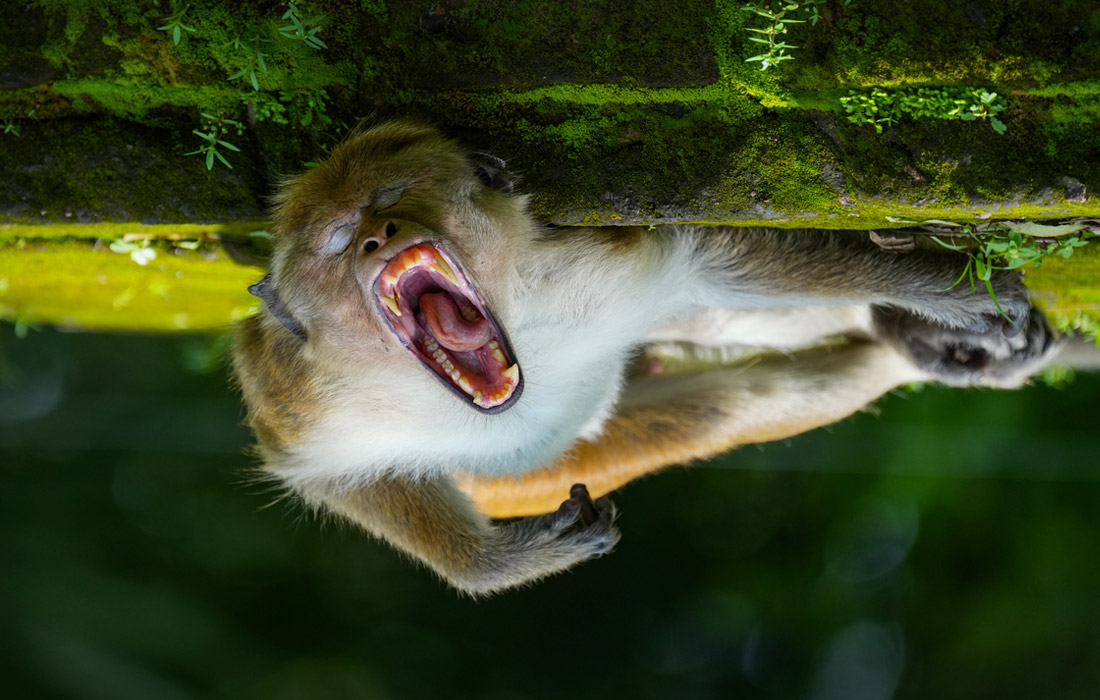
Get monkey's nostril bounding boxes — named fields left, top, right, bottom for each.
left=364, top=239, right=380, bottom=253
left=385, top=222, right=398, bottom=238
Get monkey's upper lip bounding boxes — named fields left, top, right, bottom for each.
left=373, top=242, right=522, bottom=413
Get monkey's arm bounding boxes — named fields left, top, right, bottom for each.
left=305, top=475, right=617, bottom=595
left=458, top=341, right=924, bottom=518
left=690, top=228, right=1030, bottom=330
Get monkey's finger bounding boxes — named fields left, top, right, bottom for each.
left=593, top=497, right=617, bottom=525
left=550, top=496, right=583, bottom=530
left=570, top=484, right=601, bottom=526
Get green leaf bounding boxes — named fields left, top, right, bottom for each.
left=990, top=116, right=1006, bottom=135
left=984, top=277, right=1012, bottom=322
left=974, top=256, right=990, bottom=280
left=206, top=150, right=215, bottom=169
left=1001, top=221, right=1088, bottom=238
left=173, top=25, right=181, bottom=44
left=109, top=240, right=137, bottom=254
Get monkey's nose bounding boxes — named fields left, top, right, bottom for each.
left=361, top=220, right=400, bottom=254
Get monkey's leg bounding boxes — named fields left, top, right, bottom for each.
left=302, top=475, right=618, bottom=596
left=457, top=341, right=923, bottom=518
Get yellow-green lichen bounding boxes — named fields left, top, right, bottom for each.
left=0, top=238, right=262, bottom=333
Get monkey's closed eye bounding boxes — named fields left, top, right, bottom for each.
left=373, top=185, right=405, bottom=212
left=323, top=223, right=356, bottom=256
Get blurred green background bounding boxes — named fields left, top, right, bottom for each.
left=2, top=327, right=1098, bottom=700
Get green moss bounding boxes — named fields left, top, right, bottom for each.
left=0, top=220, right=270, bottom=241
left=0, top=238, right=261, bottom=333
left=1026, top=244, right=1100, bottom=336
left=51, top=80, right=241, bottom=120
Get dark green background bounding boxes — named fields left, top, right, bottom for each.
left=2, top=328, right=1098, bottom=700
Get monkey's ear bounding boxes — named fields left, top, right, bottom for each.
left=469, top=152, right=516, bottom=193
left=248, top=274, right=307, bottom=341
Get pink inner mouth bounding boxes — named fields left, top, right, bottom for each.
left=420, top=292, right=492, bottom=351
left=374, top=243, right=521, bottom=411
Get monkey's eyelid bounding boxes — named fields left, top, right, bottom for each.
left=319, top=210, right=363, bottom=256
left=248, top=274, right=307, bottom=341
left=322, top=223, right=356, bottom=256
left=373, top=185, right=406, bottom=211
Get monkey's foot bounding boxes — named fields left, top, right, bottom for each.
left=872, top=305, right=1060, bottom=388
left=499, top=483, right=620, bottom=563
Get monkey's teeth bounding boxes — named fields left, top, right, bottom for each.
left=431, top=257, right=459, bottom=286
left=488, top=340, right=499, bottom=350
left=492, top=348, right=506, bottom=363
left=458, top=377, right=472, bottom=393
left=443, top=359, right=455, bottom=372
left=459, top=304, right=479, bottom=322
left=380, top=294, right=401, bottom=316
left=501, top=364, right=519, bottom=384
left=473, top=390, right=483, bottom=402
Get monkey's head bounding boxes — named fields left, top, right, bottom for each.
left=233, top=121, right=532, bottom=468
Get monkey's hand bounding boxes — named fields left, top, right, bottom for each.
left=316, top=477, right=619, bottom=597
left=871, top=304, right=1060, bottom=388
left=484, top=483, right=619, bottom=586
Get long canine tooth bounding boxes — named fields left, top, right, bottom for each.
left=380, top=294, right=401, bottom=316
left=458, top=377, right=472, bottom=394
left=501, top=364, right=519, bottom=383
left=432, top=256, right=459, bottom=285
left=492, top=349, right=506, bottom=363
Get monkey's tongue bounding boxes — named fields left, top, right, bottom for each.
left=419, top=292, right=492, bottom=351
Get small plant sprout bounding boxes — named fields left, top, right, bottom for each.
left=1, top=119, right=19, bottom=137
left=961, top=90, right=1007, bottom=135
left=157, top=5, right=196, bottom=46
left=741, top=0, right=850, bottom=69
left=841, top=87, right=1009, bottom=134
left=186, top=112, right=243, bottom=170
left=742, top=3, right=804, bottom=70
left=931, top=221, right=1093, bottom=321
left=279, top=2, right=328, bottom=50
left=225, top=32, right=270, bottom=91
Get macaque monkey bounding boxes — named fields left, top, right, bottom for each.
left=233, top=120, right=1060, bottom=595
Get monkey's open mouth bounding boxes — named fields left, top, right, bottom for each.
left=374, top=243, right=522, bottom=412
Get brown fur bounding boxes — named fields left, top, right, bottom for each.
left=233, top=120, right=1059, bottom=595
